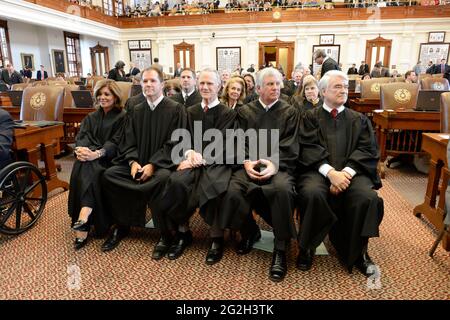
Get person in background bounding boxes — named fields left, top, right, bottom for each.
left=347, top=63, right=358, bottom=75
left=220, top=76, right=246, bottom=110
left=170, top=68, right=202, bottom=108
left=36, top=65, right=48, bottom=81
left=404, top=70, right=417, bottom=84
left=108, top=61, right=128, bottom=82
left=163, top=80, right=182, bottom=97
left=291, top=75, right=323, bottom=114
left=173, top=62, right=183, bottom=78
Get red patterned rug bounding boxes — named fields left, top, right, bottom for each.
left=0, top=163, right=448, bottom=300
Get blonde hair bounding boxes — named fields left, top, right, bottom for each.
left=93, top=79, right=123, bottom=111
left=220, top=76, right=247, bottom=106
left=297, top=75, right=319, bottom=104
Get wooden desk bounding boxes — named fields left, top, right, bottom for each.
left=348, top=98, right=379, bottom=122
left=372, top=110, right=440, bottom=178
left=413, top=133, right=450, bottom=251
left=2, top=106, right=95, bottom=152
left=13, top=124, right=69, bottom=193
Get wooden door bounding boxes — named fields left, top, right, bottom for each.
left=365, top=36, right=392, bottom=72
left=90, top=43, right=110, bottom=76
left=173, top=41, right=195, bottom=71
left=258, top=39, right=295, bottom=78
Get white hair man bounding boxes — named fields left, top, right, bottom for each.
left=296, top=70, right=384, bottom=276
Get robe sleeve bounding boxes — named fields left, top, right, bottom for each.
left=102, top=112, right=126, bottom=160
left=75, top=113, right=96, bottom=149
left=113, top=114, right=138, bottom=165
left=345, top=115, right=381, bottom=189
left=297, top=109, right=329, bottom=172
left=277, top=107, right=300, bottom=174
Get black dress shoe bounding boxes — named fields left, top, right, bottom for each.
left=296, top=247, right=316, bottom=271
left=354, top=252, right=376, bottom=277
left=72, top=220, right=90, bottom=232
left=269, top=249, right=287, bottom=282
left=152, top=237, right=173, bottom=260
left=74, top=237, right=88, bottom=250
left=167, top=231, right=193, bottom=260
left=205, top=237, right=224, bottom=265
left=101, top=226, right=129, bottom=252
left=236, top=228, right=261, bottom=255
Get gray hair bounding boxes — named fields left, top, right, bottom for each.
left=318, top=70, right=348, bottom=93
left=255, top=67, right=283, bottom=88
left=199, top=68, right=221, bottom=87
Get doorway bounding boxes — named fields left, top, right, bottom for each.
left=365, top=36, right=392, bottom=72
left=258, top=39, right=294, bottom=78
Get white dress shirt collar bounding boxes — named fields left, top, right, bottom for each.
left=258, top=98, right=278, bottom=111
left=323, top=102, right=345, bottom=114
left=147, top=94, right=164, bottom=111
left=201, top=98, right=220, bottom=111
left=182, top=88, right=196, bottom=100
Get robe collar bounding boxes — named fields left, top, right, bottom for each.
left=146, top=94, right=164, bottom=111
left=201, top=98, right=220, bottom=111
left=258, top=98, right=278, bottom=111
left=323, top=103, right=345, bottom=115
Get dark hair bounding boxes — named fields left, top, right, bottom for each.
left=181, top=68, right=196, bottom=79
left=115, top=60, right=125, bottom=69
left=154, top=57, right=159, bottom=63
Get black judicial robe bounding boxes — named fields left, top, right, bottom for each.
left=68, top=108, right=126, bottom=236
left=297, top=106, right=383, bottom=267
left=124, top=93, right=146, bottom=117
left=220, top=100, right=299, bottom=239
left=160, top=103, right=236, bottom=226
left=170, top=90, right=203, bottom=108
left=102, top=98, right=186, bottom=227
left=291, top=96, right=323, bottom=115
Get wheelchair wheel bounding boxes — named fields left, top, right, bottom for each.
left=0, top=161, right=47, bottom=235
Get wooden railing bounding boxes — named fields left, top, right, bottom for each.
left=24, top=1, right=450, bottom=29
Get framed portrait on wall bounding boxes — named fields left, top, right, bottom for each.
left=216, top=47, right=241, bottom=73
left=320, top=34, right=335, bottom=45
left=312, top=45, right=340, bottom=76
left=140, top=40, right=151, bottom=49
left=418, top=43, right=449, bottom=66
left=51, top=49, right=67, bottom=74
left=128, top=40, right=140, bottom=50
left=428, top=32, right=446, bottom=43
left=130, top=50, right=152, bottom=72
left=20, top=53, right=35, bottom=71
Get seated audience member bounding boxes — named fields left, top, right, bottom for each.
left=243, top=73, right=258, bottom=103
left=219, top=69, right=231, bottom=95
left=361, top=73, right=371, bottom=80
left=296, top=70, right=383, bottom=276
left=163, top=80, right=182, bottom=97
left=108, top=60, right=129, bottom=82
left=404, top=70, right=417, bottom=84
left=0, top=108, right=14, bottom=169
left=291, top=75, right=323, bottom=114
left=0, top=64, right=23, bottom=86
left=220, top=76, right=246, bottom=110
left=282, top=69, right=303, bottom=97
left=347, top=63, right=358, bottom=75
left=100, top=67, right=186, bottom=252
left=157, top=68, right=236, bottom=261
left=219, top=67, right=299, bottom=282
left=36, top=65, right=48, bottom=81
left=69, top=80, right=127, bottom=250
left=170, top=68, right=202, bottom=107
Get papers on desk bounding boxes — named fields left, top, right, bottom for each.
left=374, top=109, right=384, bottom=113
left=438, top=134, right=450, bottom=140
left=13, top=120, right=64, bottom=128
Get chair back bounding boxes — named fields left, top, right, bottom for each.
left=380, top=82, right=419, bottom=110
left=440, top=92, right=450, bottom=133
left=432, top=73, right=444, bottom=78
left=62, top=85, right=80, bottom=108
left=360, top=78, right=392, bottom=99
left=418, top=73, right=431, bottom=82
left=11, top=83, right=29, bottom=91
left=394, top=77, right=406, bottom=83
left=114, top=81, right=133, bottom=108
left=20, top=86, right=65, bottom=121
left=420, top=78, right=450, bottom=91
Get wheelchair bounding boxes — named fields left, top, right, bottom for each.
left=0, top=161, right=47, bottom=235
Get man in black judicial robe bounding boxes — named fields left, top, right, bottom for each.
left=170, top=68, right=202, bottom=108
left=219, top=67, right=299, bottom=282
left=296, top=70, right=383, bottom=276
left=156, top=68, right=236, bottom=262
left=100, top=67, right=186, bottom=252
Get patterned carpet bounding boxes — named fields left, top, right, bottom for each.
left=0, top=156, right=448, bottom=300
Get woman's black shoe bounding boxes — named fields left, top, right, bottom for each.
left=74, top=237, right=88, bottom=250
left=72, top=220, right=90, bottom=232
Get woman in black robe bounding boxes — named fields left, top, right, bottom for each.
left=291, top=75, right=323, bottom=114
left=68, top=79, right=126, bottom=250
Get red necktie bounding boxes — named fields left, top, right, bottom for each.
left=204, top=105, right=209, bottom=113
left=331, top=108, right=338, bottom=119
